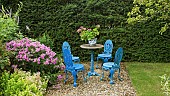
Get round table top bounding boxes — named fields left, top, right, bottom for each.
left=80, top=44, right=104, bottom=49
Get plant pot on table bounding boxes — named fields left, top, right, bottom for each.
left=88, top=38, right=97, bottom=46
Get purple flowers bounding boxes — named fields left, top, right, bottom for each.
left=57, top=75, right=63, bottom=80
left=6, top=38, right=58, bottom=65
left=11, top=65, right=18, bottom=69
left=60, top=65, right=65, bottom=70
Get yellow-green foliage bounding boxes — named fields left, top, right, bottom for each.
left=127, top=0, right=170, bottom=34
left=0, top=69, right=48, bottom=96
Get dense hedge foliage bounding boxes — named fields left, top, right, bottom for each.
left=124, top=22, right=170, bottom=62
left=1, top=0, right=170, bottom=62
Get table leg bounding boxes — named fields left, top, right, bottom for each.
left=88, top=50, right=100, bottom=77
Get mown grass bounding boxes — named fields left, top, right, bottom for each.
left=125, top=62, right=170, bottom=96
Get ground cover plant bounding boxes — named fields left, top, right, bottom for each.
left=125, top=62, right=170, bottom=96
left=0, top=69, right=48, bottom=96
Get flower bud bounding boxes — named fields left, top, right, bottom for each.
left=96, top=25, right=100, bottom=28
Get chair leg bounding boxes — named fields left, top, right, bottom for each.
left=72, top=70, right=77, bottom=87
left=96, top=57, right=99, bottom=69
left=64, top=70, right=68, bottom=84
left=100, top=69, right=104, bottom=81
left=118, top=68, right=123, bottom=81
left=109, top=68, right=115, bottom=84
left=82, top=70, right=87, bottom=82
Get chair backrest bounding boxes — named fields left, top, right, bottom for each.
left=104, top=39, right=113, bottom=54
left=114, top=47, right=123, bottom=66
left=63, top=49, right=73, bottom=69
left=62, top=41, right=71, bottom=53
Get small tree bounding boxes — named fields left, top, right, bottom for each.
left=127, top=0, right=170, bottom=35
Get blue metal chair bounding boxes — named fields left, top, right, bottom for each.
left=101, top=47, right=123, bottom=84
left=62, top=41, right=80, bottom=63
left=96, top=39, right=113, bottom=68
left=63, top=49, right=86, bottom=87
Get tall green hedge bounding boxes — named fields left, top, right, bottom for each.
left=1, top=0, right=170, bottom=62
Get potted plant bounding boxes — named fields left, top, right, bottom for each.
left=77, top=25, right=100, bottom=46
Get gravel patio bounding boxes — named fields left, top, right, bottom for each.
left=46, top=62, right=137, bottom=96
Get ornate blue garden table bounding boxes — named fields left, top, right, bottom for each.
left=80, top=44, right=104, bottom=77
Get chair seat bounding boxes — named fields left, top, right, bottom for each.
left=102, top=62, right=119, bottom=70
left=72, top=56, right=79, bottom=60
left=98, top=54, right=111, bottom=58
left=73, top=64, right=84, bottom=70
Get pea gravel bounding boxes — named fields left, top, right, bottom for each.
left=46, top=62, right=137, bottom=96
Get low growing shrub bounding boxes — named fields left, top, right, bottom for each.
left=6, top=37, right=65, bottom=86
left=0, top=69, right=48, bottom=96
left=6, top=37, right=59, bottom=74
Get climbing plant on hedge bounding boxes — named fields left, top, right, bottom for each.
left=127, top=0, right=170, bottom=35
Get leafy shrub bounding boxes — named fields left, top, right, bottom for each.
left=47, top=62, right=65, bottom=88
left=6, top=38, right=65, bottom=86
left=0, top=40, right=11, bottom=74
left=6, top=38, right=59, bottom=75
left=0, top=3, right=24, bottom=43
left=0, top=69, right=48, bottom=96
left=0, top=3, right=24, bottom=74
left=36, top=32, right=54, bottom=50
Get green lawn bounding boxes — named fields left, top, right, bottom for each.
left=125, top=62, right=170, bottom=96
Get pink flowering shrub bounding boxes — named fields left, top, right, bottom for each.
left=6, top=38, right=66, bottom=87
left=6, top=38, right=57, bottom=65
left=48, top=63, right=65, bottom=88
left=6, top=38, right=61, bottom=76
